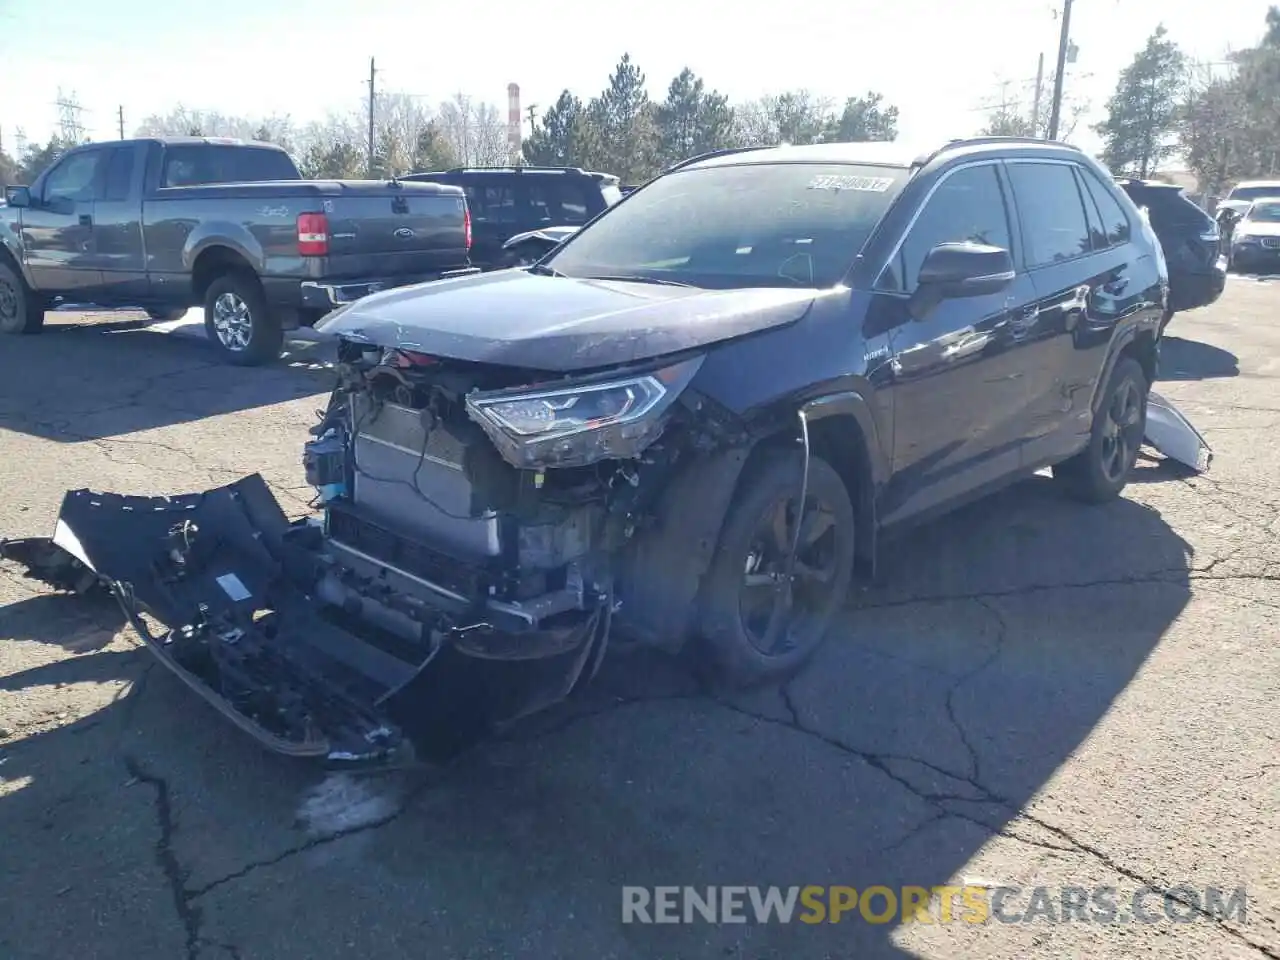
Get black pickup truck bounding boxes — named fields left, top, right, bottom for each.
left=0, top=137, right=476, bottom=364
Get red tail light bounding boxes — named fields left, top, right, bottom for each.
left=297, top=212, right=329, bottom=256
left=463, top=206, right=472, bottom=252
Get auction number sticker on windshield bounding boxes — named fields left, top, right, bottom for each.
left=807, top=174, right=895, bottom=192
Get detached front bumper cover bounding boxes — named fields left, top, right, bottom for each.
left=0, top=474, right=607, bottom=767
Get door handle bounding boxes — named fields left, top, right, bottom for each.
left=79, top=214, right=93, bottom=227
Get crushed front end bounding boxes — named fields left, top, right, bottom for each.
left=0, top=338, right=726, bottom=767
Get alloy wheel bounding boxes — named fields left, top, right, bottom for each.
left=738, top=492, right=842, bottom=658
left=212, top=292, right=253, bottom=351
left=1100, top=379, right=1143, bottom=483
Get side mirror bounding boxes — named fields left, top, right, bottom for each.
left=4, top=185, right=31, bottom=208
left=910, top=241, right=1015, bottom=320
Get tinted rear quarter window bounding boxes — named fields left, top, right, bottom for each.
left=1007, top=162, right=1091, bottom=267
left=527, top=178, right=592, bottom=224
left=1080, top=171, right=1131, bottom=247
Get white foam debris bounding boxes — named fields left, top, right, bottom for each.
left=296, top=773, right=400, bottom=837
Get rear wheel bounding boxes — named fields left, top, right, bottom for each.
left=202, top=272, right=282, bottom=366
left=0, top=261, right=45, bottom=335
left=1052, top=356, right=1148, bottom=503
left=697, top=452, right=856, bottom=688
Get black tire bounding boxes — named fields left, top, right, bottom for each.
left=697, top=451, right=856, bottom=689
left=145, top=307, right=189, bottom=324
left=202, top=272, right=282, bottom=366
left=0, top=261, right=45, bottom=335
left=1051, top=356, right=1148, bottom=504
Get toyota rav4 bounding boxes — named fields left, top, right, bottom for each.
left=2, top=137, right=1192, bottom=768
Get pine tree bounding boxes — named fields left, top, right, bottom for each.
left=587, top=53, right=658, bottom=181
left=523, top=90, right=585, bottom=166
left=829, top=92, right=899, bottom=142
left=1095, top=26, right=1186, bottom=176
left=654, top=68, right=735, bottom=167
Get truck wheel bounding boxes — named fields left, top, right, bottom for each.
left=0, top=261, right=45, bottom=335
left=203, top=273, right=282, bottom=366
left=697, top=452, right=856, bottom=689
left=1051, top=356, right=1148, bottom=504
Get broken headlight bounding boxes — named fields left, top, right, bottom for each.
left=466, top=355, right=704, bottom=469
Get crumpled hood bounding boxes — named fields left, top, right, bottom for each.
left=314, top=268, right=817, bottom=372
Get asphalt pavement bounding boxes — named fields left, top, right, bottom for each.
left=1, top=285, right=1277, bottom=960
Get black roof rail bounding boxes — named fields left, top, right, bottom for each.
left=942, top=135, right=1083, bottom=153
left=663, top=145, right=779, bottom=174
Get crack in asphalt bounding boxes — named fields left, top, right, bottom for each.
left=123, top=756, right=204, bottom=960
left=702, top=690, right=1280, bottom=959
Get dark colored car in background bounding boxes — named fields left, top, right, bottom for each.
left=1226, top=197, right=1280, bottom=272
left=401, top=165, right=622, bottom=269
left=4, top=137, right=1169, bottom=767
left=1116, top=178, right=1224, bottom=329
left=0, top=137, right=476, bottom=364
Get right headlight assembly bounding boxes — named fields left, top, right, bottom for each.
left=466, top=355, right=704, bottom=469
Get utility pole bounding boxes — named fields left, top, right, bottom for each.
left=1047, top=0, right=1073, bottom=140
left=366, top=57, right=377, bottom=177
left=118, top=105, right=126, bottom=139
left=525, top=103, right=539, bottom=134
left=1031, top=52, right=1045, bottom=136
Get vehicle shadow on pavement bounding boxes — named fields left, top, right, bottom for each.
left=0, top=477, right=1193, bottom=959
left=1158, top=335, right=1240, bottom=381
left=0, top=316, right=333, bottom=443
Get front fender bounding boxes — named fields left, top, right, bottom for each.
left=0, top=215, right=34, bottom=286
left=182, top=221, right=265, bottom=274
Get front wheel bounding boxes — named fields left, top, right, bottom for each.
left=697, top=452, right=856, bottom=688
left=202, top=273, right=282, bottom=366
left=0, top=262, right=45, bottom=335
left=1051, top=356, right=1148, bottom=503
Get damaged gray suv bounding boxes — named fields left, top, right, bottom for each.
left=2, top=138, right=1194, bottom=767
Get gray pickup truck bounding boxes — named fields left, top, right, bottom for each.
left=0, top=137, right=476, bottom=364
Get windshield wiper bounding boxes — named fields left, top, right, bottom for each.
left=529, top=263, right=565, bottom=277
left=580, top=274, right=696, bottom=288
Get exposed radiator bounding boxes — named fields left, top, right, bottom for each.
left=349, top=397, right=502, bottom=558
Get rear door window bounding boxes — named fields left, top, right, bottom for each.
left=1006, top=162, right=1092, bottom=267
left=881, top=163, right=1012, bottom=292
left=462, top=179, right=519, bottom=225
left=102, top=147, right=136, bottom=202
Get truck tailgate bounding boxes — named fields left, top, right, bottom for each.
left=323, top=182, right=468, bottom=269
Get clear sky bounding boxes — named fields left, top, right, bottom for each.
left=0, top=0, right=1269, bottom=160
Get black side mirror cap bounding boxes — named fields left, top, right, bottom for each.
left=4, top=185, right=31, bottom=208
left=909, top=241, right=1015, bottom=320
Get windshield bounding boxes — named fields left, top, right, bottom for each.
left=546, top=162, right=910, bottom=289
left=1228, top=184, right=1280, bottom=202
left=1246, top=200, right=1280, bottom=222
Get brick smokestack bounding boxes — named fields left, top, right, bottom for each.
left=507, top=83, right=522, bottom=165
